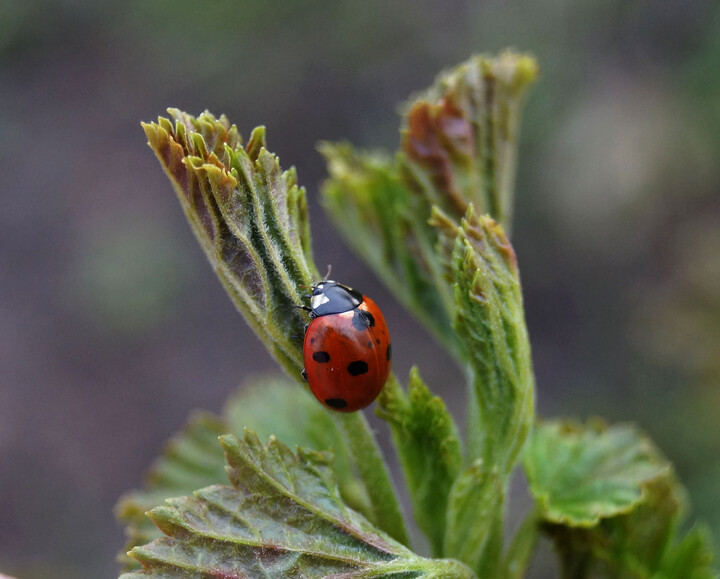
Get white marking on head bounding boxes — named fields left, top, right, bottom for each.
left=311, top=293, right=330, bottom=310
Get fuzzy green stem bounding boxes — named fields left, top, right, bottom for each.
left=465, top=365, right=483, bottom=464
left=464, top=371, right=507, bottom=577
left=476, top=505, right=505, bottom=578
left=332, top=410, right=410, bottom=548
left=503, top=508, right=540, bottom=579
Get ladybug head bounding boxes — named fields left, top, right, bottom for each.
left=309, top=280, right=363, bottom=317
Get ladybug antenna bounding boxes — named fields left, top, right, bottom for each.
left=324, top=264, right=333, bottom=281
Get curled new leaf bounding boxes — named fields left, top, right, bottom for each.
left=401, top=50, right=538, bottom=230
left=453, top=207, right=534, bottom=472
left=143, top=110, right=317, bottom=378
left=121, top=432, right=477, bottom=579
left=321, top=52, right=538, bottom=357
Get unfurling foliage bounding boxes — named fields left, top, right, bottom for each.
left=141, top=113, right=316, bottom=378
left=119, top=51, right=717, bottom=579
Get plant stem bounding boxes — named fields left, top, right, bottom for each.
left=332, top=410, right=410, bottom=547
left=474, top=490, right=505, bottom=578
left=558, top=546, right=593, bottom=579
left=503, top=508, right=540, bottom=579
left=465, top=365, right=483, bottom=464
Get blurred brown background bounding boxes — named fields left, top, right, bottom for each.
left=1, top=1, right=719, bottom=577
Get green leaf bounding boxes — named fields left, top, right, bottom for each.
left=121, top=432, right=477, bottom=579
left=541, top=472, right=718, bottom=579
left=375, top=369, right=463, bottom=555
left=526, top=421, right=719, bottom=578
left=591, top=475, right=717, bottom=579
left=320, top=52, right=538, bottom=357
left=595, top=475, right=687, bottom=574
left=523, top=420, right=670, bottom=527
left=116, top=377, right=371, bottom=569
left=143, top=110, right=317, bottom=379
left=224, top=377, right=372, bottom=518
left=453, top=207, right=534, bottom=473
left=658, top=525, right=717, bottom=579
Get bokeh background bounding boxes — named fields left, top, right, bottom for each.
left=1, top=1, right=719, bottom=577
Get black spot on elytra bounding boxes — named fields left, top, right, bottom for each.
left=312, top=351, right=330, bottom=363
left=352, top=309, right=375, bottom=331
left=347, top=360, right=369, bottom=376
left=325, top=398, right=348, bottom=409
left=386, top=343, right=392, bottom=361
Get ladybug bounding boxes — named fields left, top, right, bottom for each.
left=300, top=280, right=392, bottom=412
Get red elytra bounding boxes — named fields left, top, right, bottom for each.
left=302, top=281, right=391, bottom=412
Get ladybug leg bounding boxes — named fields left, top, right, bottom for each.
left=294, top=304, right=312, bottom=313
left=301, top=369, right=308, bottom=382
left=304, top=323, right=309, bottom=335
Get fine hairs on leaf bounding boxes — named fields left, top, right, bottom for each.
left=120, top=431, right=475, bottom=579
left=124, top=50, right=719, bottom=579
left=142, top=112, right=316, bottom=379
